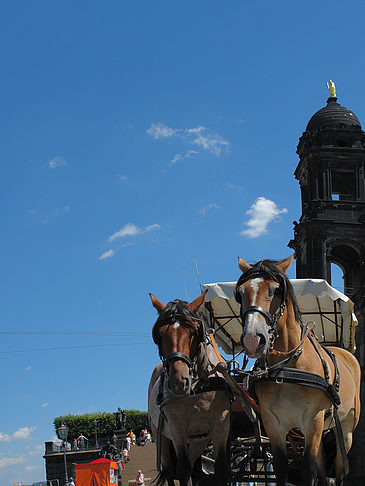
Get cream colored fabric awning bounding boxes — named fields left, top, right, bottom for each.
left=200, top=279, right=357, bottom=355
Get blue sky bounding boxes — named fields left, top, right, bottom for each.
left=1, top=1, right=365, bottom=483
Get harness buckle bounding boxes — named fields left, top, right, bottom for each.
left=275, top=377, right=283, bottom=384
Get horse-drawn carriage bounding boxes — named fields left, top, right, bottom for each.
left=148, top=256, right=360, bottom=486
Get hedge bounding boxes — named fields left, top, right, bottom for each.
left=54, top=410, right=149, bottom=441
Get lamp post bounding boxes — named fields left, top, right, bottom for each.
left=93, top=419, right=99, bottom=448
left=58, top=422, right=69, bottom=485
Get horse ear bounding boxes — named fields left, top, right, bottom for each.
left=238, top=257, right=252, bottom=273
left=276, top=254, right=294, bottom=274
left=188, top=290, right=208, bottom=313
left=149, top=293, right=166, bottom=314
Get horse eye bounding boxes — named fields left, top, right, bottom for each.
left=268, top=285, right=279, bottom=297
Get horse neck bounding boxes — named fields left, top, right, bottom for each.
left=194, top=340, right=208, bottom=378
left=267, top=299, right=302, bottom=364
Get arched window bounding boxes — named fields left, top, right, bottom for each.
left=328, top=244, right=360, bottom=297
left=330, top=262, right=344, bottom=293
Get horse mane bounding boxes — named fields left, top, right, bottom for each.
left=152, top=299, right=202, bottom=344
left=236, top=259, right=301, bottom=321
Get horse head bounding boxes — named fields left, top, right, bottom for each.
left=235, top=255, right=295, bottom=358
left=150, top=291, right=207, bottom=396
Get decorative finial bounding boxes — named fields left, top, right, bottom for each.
left=327, top=80, right=336, bottom=98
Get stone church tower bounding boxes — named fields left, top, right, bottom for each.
left=288, top=83, right=365, bottom=483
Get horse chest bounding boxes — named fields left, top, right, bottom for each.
left=257, top=383, right=315, bottom=429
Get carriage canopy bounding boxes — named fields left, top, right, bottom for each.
left=201, top=279, right=357, bottom=355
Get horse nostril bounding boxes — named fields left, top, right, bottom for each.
left=183, top=377, right=191, bottom=390
left=257, top=334, right=266, bottom=347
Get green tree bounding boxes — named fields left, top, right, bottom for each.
left=54, top=410, right=149, bottom=442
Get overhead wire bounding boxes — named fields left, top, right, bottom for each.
left=0, top=331, right=149, bottom=336
left=0, top=342, right=152, bottom=354
left=0, top=331, right=151, bottom=354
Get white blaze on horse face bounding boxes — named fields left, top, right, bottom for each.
left=172, top=320, right=180, bottom=330
left=250, top=278, right=264, bottom=306
left=242, top=278, right=264, bottom=355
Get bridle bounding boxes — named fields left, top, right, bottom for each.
left=235, top=270, right=288, bottom=354
left=154, top=313, right=206, bottom=377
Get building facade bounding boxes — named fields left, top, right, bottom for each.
left=289, top=86, right=365, bottom=483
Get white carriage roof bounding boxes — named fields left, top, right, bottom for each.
left=200, top=279, right=357, bottom=355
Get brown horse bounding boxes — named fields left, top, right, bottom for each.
left=235, top=255, right=360, bottom=486
left=148, top=292, right=230, bottom=486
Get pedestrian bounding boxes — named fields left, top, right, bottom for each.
left=67, top=478, right=75, bottom=486
left=122, top=448, right=130, bottom=462
left=126, top=435, right=131, bottom=451
left=136, top=469, right=145, bottom=485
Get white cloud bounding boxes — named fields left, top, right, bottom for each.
left=99, top=249, right=115, bottom=260
left=170, top=153, right=184, bottom=164
left=118, top=174, right=127, bottom=181
left=186, top=126, right=205, bottom=134
left=240, top=197, right=288, bottom=238
left=49, top=156, right=67, bottom=169
left=12, top=427, right=35, bottom=440
left=28, top=444, right=44, bottom=456
left=191, top=133, right=229, bottom=155
left=108, top=223, right=140, bottom=241
left=0, top=456, right=25, bottom=468
left=145, top=224, right=160, bottom=232
left=170, top=150, right=198, bottom=165
left=108, top=223, right=160, bottom=242
left=24, top=366, right=31, bottom=371
left=0, top=427, right=35, bottom=442
left=147, top=123, right=229, bottom=157
left=224, top=183, right=244, bottom=192
left=146, top=122, right=181, bottom=139
left=26, top=465, right=41, bottom=471
left=40, top=403, right=48, bottom=408
left=200, top=203, right=220, bottom=216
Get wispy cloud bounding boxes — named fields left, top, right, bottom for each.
left=26, top=465, right=42, bottom=471
left=224, top=183, right=244, bottom=192
left=0, top=427, right=36, bottom=442
left=118, top=174, right=127, bottom=181
left=13, top=427, right=36, bottom=440
left=199, top=203, right=220, bottom=216
left=108, top=223, right=160, bottom=242
left=0, top=456, right=25, bottom=468
left=191, top=133, right=229, bottom=156
left=40, top=403, right=48, bottom=408
left=170, top=150, right=198, bottom=165
left=55, top=205, right=70, bottom=215
left=99, top=249, right=115, bottom=260
left=24, top=366, right=31, bottom=371
left=28, top=444, right=44, bottom=456
left=49, top=156, right=67, bottom=169
left=147, top=123, right=229, bottom=156
left=240, top=197, right=288, bottom=238
left=146, top=123, right=181, bottom=140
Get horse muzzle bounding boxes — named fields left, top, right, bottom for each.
left=168, top=367, right=192, bottom=396
left=240, top=318, right=270, bottom=357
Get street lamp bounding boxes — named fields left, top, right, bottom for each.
left=58, top=422, right=69, bottom=485
left=93, top=419, right=99, bottom=448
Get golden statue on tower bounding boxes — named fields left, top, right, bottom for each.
left=327, top=79, right=336, bottom=98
